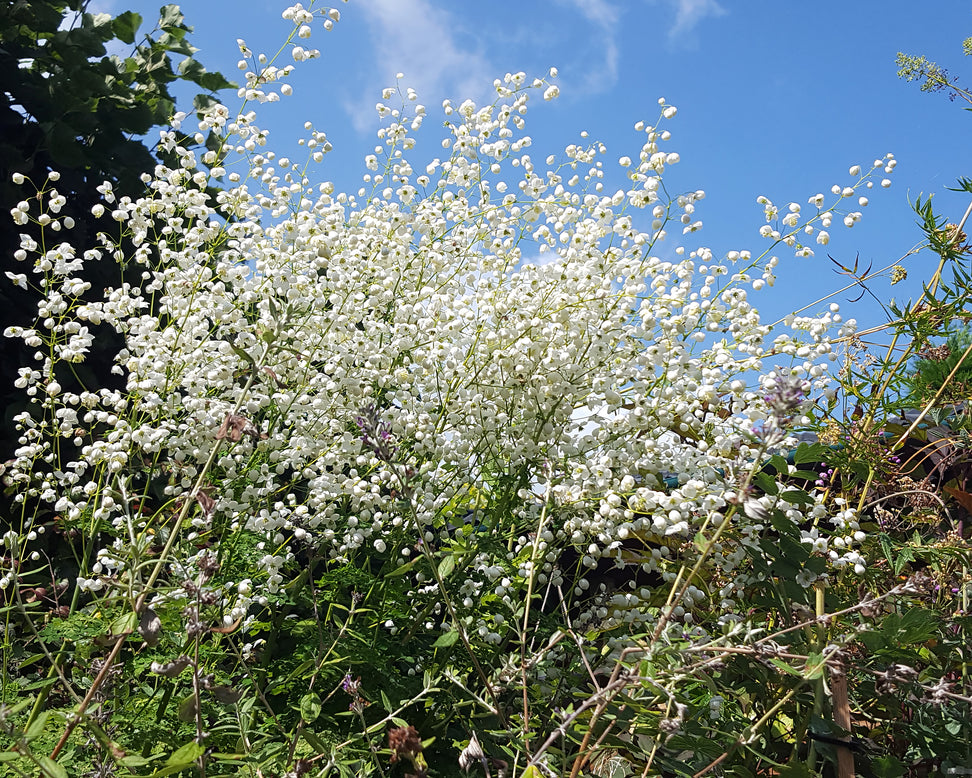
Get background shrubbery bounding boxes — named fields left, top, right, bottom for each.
left=1, top=3, right=970, bottom=778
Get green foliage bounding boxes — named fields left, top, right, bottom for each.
left=903, top=327, right=972, bottom=406
left=896, top=52, right=955, bottom=95
left=3, top=11, right=972, bottom=778
left=0, top=0, right=232, bottom=458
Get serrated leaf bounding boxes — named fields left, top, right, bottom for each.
left=432, top=629, right=460, bottom=648
left=794, top=441, right=828, bottom=465
left=195, top=71, right=234, bottom=91
left=178, top=58, right=205, bottom=80
left=893, top=547, right=915, bottom=576
left=775, top=762, right=814, bottom=778
left=299, top=692, right=322, bottom=723
left=871, top=755, right=906, bottom=778
left=897, top=607, right=939, bottom=643
left=879, top=534, right=894, bottom=566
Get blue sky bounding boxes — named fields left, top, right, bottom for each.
left=96, top=0, right=972, bottom=344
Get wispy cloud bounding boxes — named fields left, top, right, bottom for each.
left=557, top=0, right=621, bottom=93
left=346, top=0, right=495, bottom=131
left=666, top=0, right=727, bottom=39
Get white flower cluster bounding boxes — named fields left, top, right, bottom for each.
left=2, top=6, right=896, bottom=637
left=755, top=157, right=895, bottom=258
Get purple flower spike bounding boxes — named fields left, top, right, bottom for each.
left=355, top=404, right=397, bottom=461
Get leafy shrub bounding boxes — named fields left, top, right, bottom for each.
left=1, top=3, right=970, bottom=777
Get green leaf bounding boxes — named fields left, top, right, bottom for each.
left=769, top=658, right=803, bottom=677
left=753, top=470, right=779, bottom=495
left=158, top=5, right=186, bottom=29
left=167, top=741, right=205, bottom=766
left=230, top=344, right=257, bottom=369
left=794, top=441, right=828, bottom=464
left=779, top=487, right=813, bottom=505
left=177, top=694, right=198, bottom=724
left=380, top=689, right=392, bottom=713
left=302, top=730, right=328, bottom=753
left=18, top=653, right=51, bottom=670
left=299, top=692, right=322, bottom=723
left=437, top=554, right=455, bottom=580
left=693, top=531, right=708, bottom=553
left=23, top=677, right=58, bottom=693
left=195, top=71, right=234, bottom=91
left=880, top=534, right=895, bottom=567
left=871, top=755, right=906, bottom=778
left=522, top=766, right=543, bottom=778
left=24, top=710, right=49, bottom=742
left=110, top=610, right=138, bottom=637
left=775, top=763, right=814, bottom=778
left=119, top=755, right=155, bottom=767
left=893, top=546, right=915, bottom=576
left=897, top=607, right=939, bottom=644
left=112, top=11, right=142, bottom=44
left=385, top=557, right=420, bottom=578
left=37, top=756, right=67, bottom=778
left=432, top=629, right=460, bottom=648
left=178, top=57, right=205, bottom=80
left=803, top=651, right=827, bottom=680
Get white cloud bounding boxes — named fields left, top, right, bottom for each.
left=558, top=0, right=621, bottom=93
left=667, top=0, right=727, bottom=39
left=347, top=0, right=495, bottom=132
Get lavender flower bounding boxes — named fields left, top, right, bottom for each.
left=354, top=404, right=397, bottom=462
left=754, top=374, right=809, bottom=447
left=762, top=374, right=807, bottom=423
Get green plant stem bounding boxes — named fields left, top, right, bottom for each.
left=693, top=686, right=801, bottom=778
left=518, top=474, right=555, bottom=755
left=807, top=581, right=827, bottom=772
left=389, top=460, right=505, bottom=724
left=48, top=341, right=273, bottom=761
left=648, top=442, right=768, bottom=649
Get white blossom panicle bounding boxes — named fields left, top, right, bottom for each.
left=2, top=8, right=895, bottom=638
